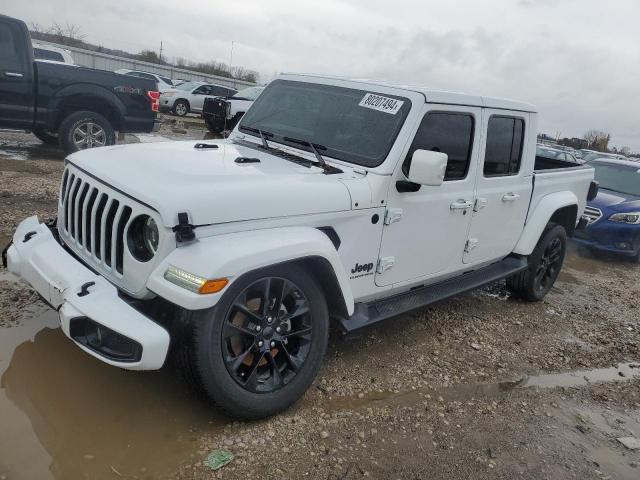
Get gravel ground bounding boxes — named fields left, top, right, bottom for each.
left=0, top=126, right=639, bottom=480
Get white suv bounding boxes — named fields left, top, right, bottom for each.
left=4, top=74, right=596, bottom=420
left=159, top=81, right=238, bottom=116
left=115, top=69, right=175, bottom=93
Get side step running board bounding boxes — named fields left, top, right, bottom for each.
left=339, top=256, right=528, bottom=332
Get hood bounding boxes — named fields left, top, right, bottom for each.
left=66, top=140, right=357, bottom=227
left=591, top=187, right=640, bottom=212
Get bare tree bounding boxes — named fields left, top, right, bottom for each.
left=620, top=146, right=631, bottom=156
left=584, top=130, right=611, bottom=152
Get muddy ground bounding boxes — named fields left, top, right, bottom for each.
left=0, top=123, right=639, bottom=480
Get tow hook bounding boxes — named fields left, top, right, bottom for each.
left=77, top=281, right=96, bottom=297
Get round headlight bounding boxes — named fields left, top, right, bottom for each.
left=127, top=215, right=159, bottom=262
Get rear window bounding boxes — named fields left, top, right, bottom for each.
left=484, top=116, right=525, bottom=176
left=0, top=23, right=17, bottom=58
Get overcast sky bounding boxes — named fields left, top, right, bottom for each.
left=5, top=0, right=640, bottom=150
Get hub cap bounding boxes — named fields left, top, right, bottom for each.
left=222, top=277, right=312, bottom=393
left=72, top=122, right=106, bottom=150
left=534, top=237, right=563, bottom=293
left=175, top=103, right=187, bottom=115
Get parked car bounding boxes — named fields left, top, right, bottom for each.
left=202, top=86, right=264, bottom=133
left=574, top=158, right=640, bottom=261
left=0, top=15, right=159, bottom=153
left=536, top=146, right=583, bottom=164
left=4, top=73, right=595, bottom=420
left=159, top=81, right=238, bottom=116
left=115, top=69, right=175, bottom=92
left=582, top=152, right=620, bottom=163
left=32, top=41, right=74, bottom=64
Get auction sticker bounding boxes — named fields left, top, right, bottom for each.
left=358, top=93, right=404, bottom=115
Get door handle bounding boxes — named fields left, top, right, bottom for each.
left=450, top=200, right=474, bottom=210
left=5, top=71, right=24, bottom=78
left=502, top=193, right=520, bottom=202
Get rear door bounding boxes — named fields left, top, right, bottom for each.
left=463, top=111, right=532, bottom=264
left=0, top=17, right=34, bottom=127
left=190, top=85, right=214, bottom=111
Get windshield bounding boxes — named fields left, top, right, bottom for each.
left=233, top=86, right=264, bottom=100
left=592, top=162, right=640, bottom=196
left=238, top=80, right=411, bottom=167
left=175, top=82, right=202, bottom=91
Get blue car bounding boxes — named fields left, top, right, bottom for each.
left=574, top=158, right=640, bottom=262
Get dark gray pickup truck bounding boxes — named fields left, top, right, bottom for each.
left=0, top=14, right=158, bottom=153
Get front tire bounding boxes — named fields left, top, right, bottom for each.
left=507, top=224, right=567, bottom=301
left=58, top=111, right=115, bottom=154
left=176, top=263, right=329, bottom=419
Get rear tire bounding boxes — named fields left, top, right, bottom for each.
left=58, top=111, right=115, bottom=154
left=507, top=223, right=567, bottom=301
left=175, top=263, right=329, bottom=419
left=32, top=128, right=59, bottom=145
left=173, top=99, right=189, bottom=116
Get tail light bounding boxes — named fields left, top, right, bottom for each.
left=146, top=91, right=160, bottom=112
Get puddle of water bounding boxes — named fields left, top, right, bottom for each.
left=325, top=363, right=640, bottom=412
left=523, top=363, right=640, bottom=389
left=0, top=306, right=230, bottom=480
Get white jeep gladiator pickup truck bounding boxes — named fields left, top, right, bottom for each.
left=4, top=74, right=597, bottom=419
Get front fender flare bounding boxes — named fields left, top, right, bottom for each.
left=147, top=227, right=355, bottom=314
left=513, top=191, right=578, bottom=255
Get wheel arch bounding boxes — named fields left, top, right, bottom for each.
left=513, top=191, right=578, bottom=256
left=50, top=86, right=125, bottom=131
left=146, top=226, right=355, bottom=315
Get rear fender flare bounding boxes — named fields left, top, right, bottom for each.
left=513, top=191, right=578, bottom=255
left=49, top=84, right=126, bottom=127
left=147, top=227, right=354, bottom=314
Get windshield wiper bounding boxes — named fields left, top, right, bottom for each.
left=283, top=137, right=329, bottom=171
left=240, top=125, right=273, bottom=149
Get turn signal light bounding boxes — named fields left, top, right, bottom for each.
left=164, top=265, right=228, bottom=294
left=199, top=278, right=229, bottom=294
left=147, top=90, right=160, bottom=112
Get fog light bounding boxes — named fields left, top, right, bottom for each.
left=69, top=317, right=142, bottom=362
left=164, top=265, right=228, bottom=294
left=615, top=242, right=632, bottom=250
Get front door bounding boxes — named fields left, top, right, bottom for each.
left=463, top=111, right=533, bottom=264
left=0, top=18, right=33, bottom=128
left=376, top=105, right=481, bottom=287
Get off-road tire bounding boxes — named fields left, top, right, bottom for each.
left=174, top=263, right=329, bottom=419
left=32, top=128, right=59, bottom=145
left=173, top=99, right=189, bottom=116
left=204, top=117, right=223, bottom=134
left=507, top=223, right=567, bottom=301
left=58, top=111, right=116, bottom=154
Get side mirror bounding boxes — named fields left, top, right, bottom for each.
left=407, top=149, right=448, bottom=186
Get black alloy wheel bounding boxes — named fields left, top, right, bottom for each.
left=533, top=236, right=563, bottom=294
left=222, top=277, right=313, bottom=394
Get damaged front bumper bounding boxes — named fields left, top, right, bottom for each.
left=4, top=216, right=169, bottom=370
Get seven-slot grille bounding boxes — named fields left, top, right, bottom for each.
left=59, top=167, right=133, bottom=276
left=583, top=206, right=602, bottom=225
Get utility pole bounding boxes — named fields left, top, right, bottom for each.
left=159, top=40, right=163, bottom=62
left=229, top=40, right=235, bottom=87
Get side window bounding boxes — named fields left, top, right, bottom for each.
left=403, top=112, right=475, bottom=181
left=193, top=86, right=212, bottom=95
left=483, top=116, right=525, bottom=176
left=34, top=48, right=64, bottom=62
left=0, top=23, right=17, bottom=59
left=210, top=86, right=227, bottom=96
